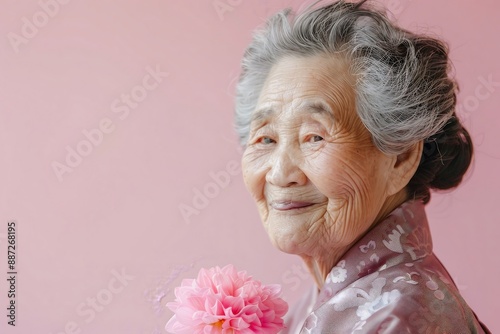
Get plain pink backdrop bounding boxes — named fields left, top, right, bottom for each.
left=0, top=0, right=498, bottom=333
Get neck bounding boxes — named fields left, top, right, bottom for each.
left=302, top=190, right=409, bottom=290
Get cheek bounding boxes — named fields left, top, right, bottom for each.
left=305, top=146, right=364, bottom=195
left=241, top=151, right=267, bottom=199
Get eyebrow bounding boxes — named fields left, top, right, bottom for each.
left=250, top=108, right=274, bottom=125
left=251, top=100, right=334, bottom=124
left=306, top=101, right=335, bottom=119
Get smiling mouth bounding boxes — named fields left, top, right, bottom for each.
left=270, top=201, right=315, bottom=211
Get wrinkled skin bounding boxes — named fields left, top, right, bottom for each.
left=241, top=54, right=422, bottom=287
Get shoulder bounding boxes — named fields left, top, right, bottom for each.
left=303, top=258, right=486, bottom=333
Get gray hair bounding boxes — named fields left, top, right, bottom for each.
left=234, top=0, right=473, bottom=203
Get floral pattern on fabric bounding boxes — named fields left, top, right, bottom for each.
left=292, top=200, right=490, bottom=334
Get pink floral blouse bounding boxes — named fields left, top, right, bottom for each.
left=284, top=200, right=490, bottom=333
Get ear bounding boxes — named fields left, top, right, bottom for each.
left=386, top=141, right=423, bottom=196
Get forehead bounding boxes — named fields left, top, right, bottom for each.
left=254, top=53, right=355, bottom=121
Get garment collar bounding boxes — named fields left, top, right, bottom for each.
left=314, top=200, right=433, bottom=309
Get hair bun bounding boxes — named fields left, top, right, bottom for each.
left=409, top=115, right=473, bottom=203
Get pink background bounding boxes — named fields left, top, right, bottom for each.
left=0, top=0, right=498, bottom=333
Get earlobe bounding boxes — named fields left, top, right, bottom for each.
left=387, top=141, right=424, bottom=196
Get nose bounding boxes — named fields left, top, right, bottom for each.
left=265, top=147, right=307, bottom=187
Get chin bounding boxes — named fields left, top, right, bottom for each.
left=270, top=238, right=301, bottom=255
left=265, top=222, right=307, bottom=255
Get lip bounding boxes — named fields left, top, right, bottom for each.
left=270, top=201, right=315, bottom=211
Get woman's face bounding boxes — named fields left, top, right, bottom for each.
left=241, top=54, right=398, bottom=258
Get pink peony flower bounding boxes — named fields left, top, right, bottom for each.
left=165, top=264, right=288, bottom=334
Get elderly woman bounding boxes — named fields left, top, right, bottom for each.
left=234, top=1, right=490, bottom=333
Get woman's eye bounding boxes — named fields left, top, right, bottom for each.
left=260, top=137, right=275, bottom=144
left=310, top=135, right=323, bottom=142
